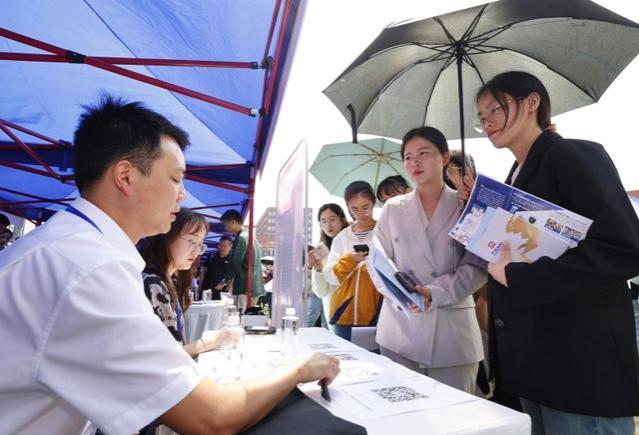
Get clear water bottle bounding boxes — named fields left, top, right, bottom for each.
left=220, top=305, right=243, bottom=382
left=281, top=307, right=299, bottom=356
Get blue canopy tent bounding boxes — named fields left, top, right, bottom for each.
left=0, top=0, right=305, bottom=298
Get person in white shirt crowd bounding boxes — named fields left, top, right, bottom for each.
left=0, top=95, right=339, bottom=435
left=373, top=126, right=486, bottom=393
left=308, top=203, right=350, bottom=331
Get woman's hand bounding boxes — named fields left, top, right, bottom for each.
left=456, top=173, right=475, bottom=202
left=313, top=261, right=324, bottom=272
left=487, top=241, right=511, bottom=287
left=200, top=328, right=244, bottom=352
left=350, top=251, right=368, bottom=263
left=408, top=285, right=432, bottom=313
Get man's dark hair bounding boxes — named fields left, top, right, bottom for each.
left=220, top=209, right=243, bottom=223
left=0, top=213, right=9, bottom=228
left=73, top=94, right=190, bottom=193
left=219, top=235, right=233, bottom=244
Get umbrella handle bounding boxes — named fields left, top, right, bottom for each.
left=347, top=104, right=358, bottom=144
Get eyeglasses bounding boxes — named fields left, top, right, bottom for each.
left=180, top=236, right=207, bottom=255
left=473, top=103, right=505, bottom=133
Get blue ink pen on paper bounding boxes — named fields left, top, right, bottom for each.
left=320, top=379, right=331, bottom=402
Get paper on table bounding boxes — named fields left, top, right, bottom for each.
left=301, top=339, right=363, bottom=354
left=323, top=350, right=390, bottom=364
left=329, top=376, right=478, bottom=420
left=330, top=361, right=384, bottom=387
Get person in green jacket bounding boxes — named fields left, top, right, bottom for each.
left=221, top=209, right=265, bottom=310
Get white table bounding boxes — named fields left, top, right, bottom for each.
left=184, top=301, right=226, bottom=343
left=198, top=327, right=530, bottom=434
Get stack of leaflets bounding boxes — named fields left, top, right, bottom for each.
left=449, top=174, right=592, bottom=263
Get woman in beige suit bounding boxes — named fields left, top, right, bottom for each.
left=374, top=126, right=486, bottom=393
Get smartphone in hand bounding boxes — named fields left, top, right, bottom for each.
left=353, top=244, right=370, bottom=253
left=395, top=272, right=419, bottom=294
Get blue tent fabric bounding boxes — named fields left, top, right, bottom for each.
left=0, top=0, right=303, bottom=245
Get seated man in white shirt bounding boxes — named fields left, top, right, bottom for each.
left=0, top=96, right=339, bottom=435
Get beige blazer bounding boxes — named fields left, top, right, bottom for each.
left=373, top=187, right=486, bottom=367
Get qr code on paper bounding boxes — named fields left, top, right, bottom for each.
left=327, top=353, right=357, bottom=361
left=308, top=343, right=336, bottom=350
left=372, top=386, right=428, bottom=403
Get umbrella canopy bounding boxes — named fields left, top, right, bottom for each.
left=309, top=137, right=404, bottom=197
left=324, top=0, right=639, bottom=147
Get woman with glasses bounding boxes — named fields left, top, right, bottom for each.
left=464, top=71, right=639, bottom=433
left=307, top=203, right=350, bottom=330
left=373, top=126, right=486, bottom=393
left=139, top=208, right=225, bottom=357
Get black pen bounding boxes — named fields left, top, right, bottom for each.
left=320, top=379, right=331, bottom=402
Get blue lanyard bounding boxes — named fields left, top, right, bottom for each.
left=176, top=301, right=183, bottom=338
left=65, top=206, right=103, bottom=234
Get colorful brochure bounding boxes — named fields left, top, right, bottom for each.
left=449, top=174, right=592, bottom=263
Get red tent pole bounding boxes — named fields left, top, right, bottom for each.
left=0, top=119, right=73, bottom=148
left=0, top=52, right=258, bottom=69
left=186, top=163, right=249, bottom=171
left=189, top=202, right=241, bottom=210
left=262, top=0, right=292, bottom=116
left=0, top=186, right=73, bottom=206
left=262, top=0, right=283, bottom=64
left=246, top=184, right=255, bottom=306
left=254, top=0, right=293, bottom=170
left=0, top=198, right=73, bottom=206
left=0, top=143, right=68, bottom=151
left=184, top=173, right=248, bottom=193
left=0, top=205, right=39, bottom=225
left=0, top=27, right=257, bottom=116
left=0, top=160, right=63, bottom=179
left=0, top=119, right=60, bottom=179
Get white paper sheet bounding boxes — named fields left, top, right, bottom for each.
left=329, top=376, right=478, bottom=419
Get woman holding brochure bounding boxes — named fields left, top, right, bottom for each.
left=464, top=71, right=639, bottom=433
left=373, top=126, right=486, bottom=393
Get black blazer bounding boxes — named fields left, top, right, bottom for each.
left=489, top=130, right=639, bottom=417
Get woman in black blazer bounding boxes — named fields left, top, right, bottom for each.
left=468, top=71, right=639, bottom=435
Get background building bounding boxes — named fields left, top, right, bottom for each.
left=256, top=207, right=313, bottom=257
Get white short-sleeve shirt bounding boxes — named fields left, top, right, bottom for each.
left=0, top=198, right=203, bottom=434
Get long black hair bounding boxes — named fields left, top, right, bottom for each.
left=138, top=209, right=209, bottom=311
left=317, top=203, right=348, bottom=250
left=476, top=71, right=552, bottom=131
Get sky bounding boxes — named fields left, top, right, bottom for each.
left=254, top=0, right=639, bottom=240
